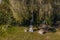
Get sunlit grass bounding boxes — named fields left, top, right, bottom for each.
left=0, top=25, right=60, bottom=40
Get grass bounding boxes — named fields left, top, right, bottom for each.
left=0, top=25, right=60, bottom=40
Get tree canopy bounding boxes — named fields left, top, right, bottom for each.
left=0, top=0, right=60, bottom=26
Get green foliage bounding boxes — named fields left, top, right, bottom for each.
left=0, top=0, right=60, bottom=26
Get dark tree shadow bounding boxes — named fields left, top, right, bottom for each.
left=33, top=28, right=40, bottom=32
left=48, top=27, right=56, bottom=33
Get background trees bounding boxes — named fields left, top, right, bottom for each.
left=0, top=0, right=60, bottom=26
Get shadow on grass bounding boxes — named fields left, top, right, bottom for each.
left=33, top=27, right=56, bottom=33
left=33, top=29, right=40, bottom=32
left=48, top=27, right=56, bottom=33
